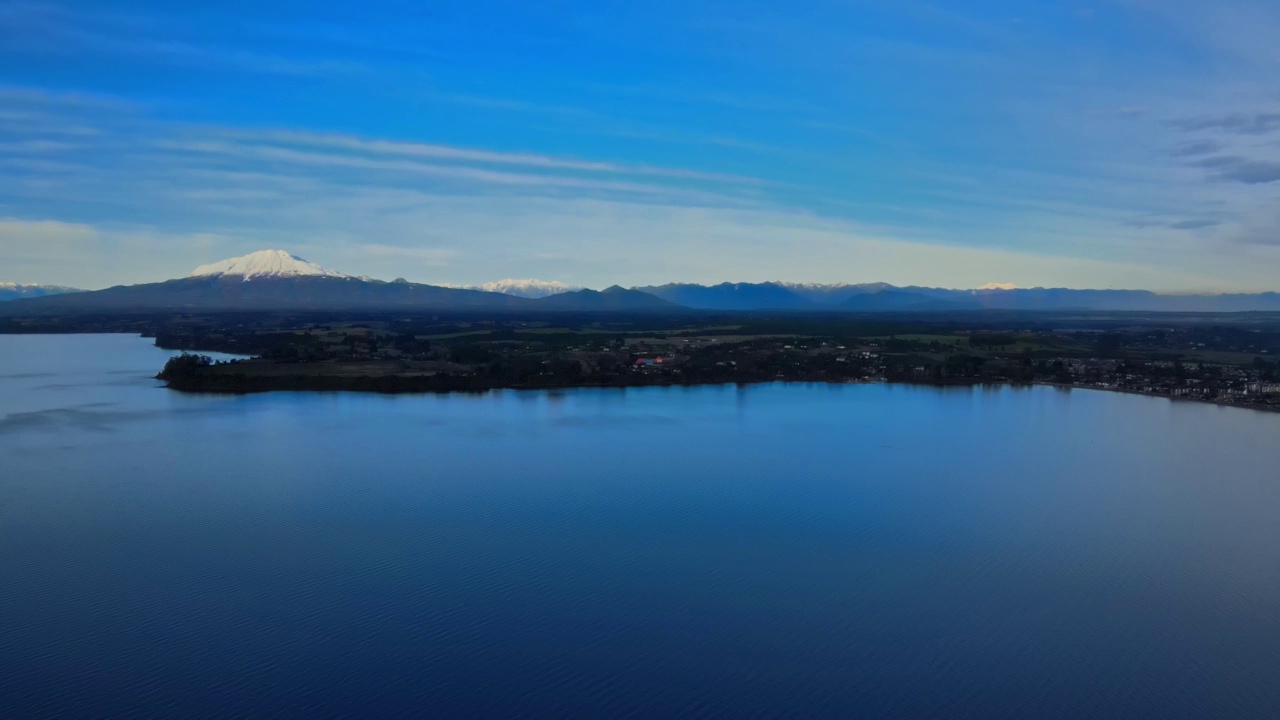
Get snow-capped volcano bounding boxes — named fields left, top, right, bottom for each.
left=189, top=250, right=349, bottom=281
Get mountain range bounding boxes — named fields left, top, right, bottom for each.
left=637, top=282, right=1280, bottom=312
left=5, top=249, right=1280, bottom=314
left=452, top=279, right=582, bottom=299
left=0, top=282, right=82, bottom=301
left=0, top=251, right=671, bottom=314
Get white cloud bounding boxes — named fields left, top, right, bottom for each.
left=0, top=217, right=97, bottom=248
left=0, top=217, right=230, bottom=287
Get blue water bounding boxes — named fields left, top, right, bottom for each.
left=2, top=334, right=1279, bottom=719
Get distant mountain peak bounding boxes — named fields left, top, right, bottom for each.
left=533, top=285, right=675, bottom=310
left=189, top=250, right=350, bottom=281
left=435, top=279, right=580, bottom=298
left=777, top=281, right=894, bottom=292
left=0, top=282, right=78, bottom=291
left=471, top=279, right=579, bottom=298
left=0, top=282, right=82, bottom=301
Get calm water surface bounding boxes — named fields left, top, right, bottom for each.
left=2, top=334, right=1279, bottom=719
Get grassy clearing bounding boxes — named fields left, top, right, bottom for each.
left=417, top=330, right=497, bottom=340
left=864, top=333, right=966, bottom=344
left=1175, top=349, right=1272, bottom=365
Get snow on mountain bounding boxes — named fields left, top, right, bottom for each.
left=777, top=281, right=853, bottom=290
left=0, top=282, right=82, bottom=300
left=976, top=282, right=1019, bottom=291
left=774, top=281, right=894, bottom=305
left=189, top=250, right=350, bottom=281
left=778, top=281, right=892, bottom=291
left=468, top=279, right=580, bottom=298
left=0, top=282, right=80, bottom=291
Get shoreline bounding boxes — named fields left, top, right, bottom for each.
left=1031, top=381, right=1280, bottom=414
left=158, top=371, right=1280, bottom=414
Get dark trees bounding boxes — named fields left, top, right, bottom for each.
left=157, top=353, right=212, bottom=380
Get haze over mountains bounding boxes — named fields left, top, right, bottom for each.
left=5, top=250, right=1280, bottom=314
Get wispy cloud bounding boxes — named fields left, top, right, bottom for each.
left=0, top=2, right=364, bottom=77
left=0, top=140, right=80, bottom=153
left=153, top=140, right=731, bottom=198
left=1169, top=112, right=1280, bottom=135
left=1191, top=156, right=1280, bottom=184
left=1169, top=139, right=1226, bottom=157
left=0, top=79, right=1264, bottom=289
left=1095, top=107, right=1148, bottom=119
left=347, top=244, right=459, bottom=267
left=1169, top=218, right=1221, bottom=230
left=0, top=84, right=139, bottom=112
left=207, top=130, right=766, bottom=185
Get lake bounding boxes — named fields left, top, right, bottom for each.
left=2, top=334, right=1279, bottom=719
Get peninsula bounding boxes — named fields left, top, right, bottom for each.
left=136, top=310, right=1280, bottom=413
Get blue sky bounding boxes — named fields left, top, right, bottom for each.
left=2, top=0, right=1280, bottom=290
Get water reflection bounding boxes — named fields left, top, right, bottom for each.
left=1, top=334, right=1279, bottom=719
